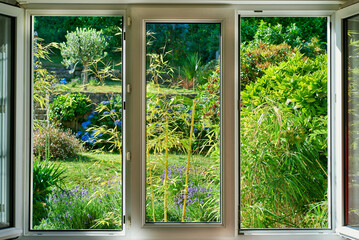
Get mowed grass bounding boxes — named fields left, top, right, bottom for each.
left=55, top=152, right=122, bottom=188
left=56, top=152, right=219, bottom=188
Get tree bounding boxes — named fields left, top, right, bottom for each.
left=60, top=28, right=108, bottom=90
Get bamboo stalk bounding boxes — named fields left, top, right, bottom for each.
left=182, top=101, right=196, bottom=222
left=146, top=133, right=156, bottom=222
left=164, top=116, right=169, bottom=222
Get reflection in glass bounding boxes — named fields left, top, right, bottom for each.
left=346, top=14, right=359, bottom=228
left=145, top=23, right=221, bottom=223
left=0, top=14, right=13, bottom=229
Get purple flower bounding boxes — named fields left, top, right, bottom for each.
left=111, top=109, right=116, bottom=113
left=103, top=111, right=110, bottom=115
left=193, top=128, right=199, bottom=134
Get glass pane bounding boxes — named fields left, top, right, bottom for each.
left=145, top=23, right=221, bottom=223
left=240, top=17, right=328, bottom=229
left=32, top=16, right=123, bottom=230
left=0, top=14, right=14, bottom=229
left=345, top=14, right=359, bottom=228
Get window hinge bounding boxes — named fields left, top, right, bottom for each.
left=127, top=83, right=131, bottom=94
left=126, top=152, right=131, bottom=161
left=123, top=215, right=125, bottom=224
left=127, top=16, right=131, bottom=27
left=123, top=32, right=126, bottom=41
left=123, top=101, right=126, bottom=110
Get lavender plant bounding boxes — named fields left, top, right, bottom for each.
left=35, top=175, right=122, bottom=230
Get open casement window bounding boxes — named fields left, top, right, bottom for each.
left=337, top=2, right=359, bottom=239
left=0, top=2, right=25, bottom=240
left=238, top=11, right=333, bottom=233
left=26, top=9, right=126, bottom=236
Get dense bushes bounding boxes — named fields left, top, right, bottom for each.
left=240, top=43, right=294, bottom=89
left=240, top=53, right=328, bottom=228
left=33, top=125, right=84, bottom=160
left=49, top=93, right=92, bottom=122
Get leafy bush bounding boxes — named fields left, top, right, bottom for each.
left=240, top=42, right=294, bottom=89
left=49, top=93, right=92, bottom=122
left=32, top=157, right=66, bottom=226
left=240, top=53, right=328, bottom=228
left=33, top=124, right=84, bottom=160
left=240, top=103, right=327, bottom=228
left=76, top=95, right=122, bottom=152
left=34, top=177, right=122, bottom=230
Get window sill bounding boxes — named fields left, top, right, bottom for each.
left=0, top=227, right=22, bottom=239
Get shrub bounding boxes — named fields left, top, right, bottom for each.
left=32, top=157, right=66, bottom=226
left=240, top=103, right=328, bottom=228
left=34, top=177, right=122, bottom=230
left=240, top=53, right=328, bottom=228
left=33, top=124, right=84, bottom=160
left=75, top=95, right=122, bottom=152
left=240, top=42, right=294, bottom=89
left=49, top=93, right=92, bottom=122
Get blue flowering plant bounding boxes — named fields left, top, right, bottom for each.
left=145, top=164, right=220, bottom=222
left=34, top=175, right=122, bottom=230
left=76, top=95, right=123, bottom=152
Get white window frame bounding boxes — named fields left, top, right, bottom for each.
left=127, top=6, right=237, bottom=239
left=23, top=8, right=127, bottom=238
left=334, top=2, right=359, bottom=239
left=0, top=2, right=25, bottom=240
left=237, top=10, right=336, bottom=236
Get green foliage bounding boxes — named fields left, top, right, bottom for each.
left=32, top=157, right=66, bottom=226
left=34, top=179, right=122, bottom=230
left=33, top=124, right=84, bottom=160
left=240, top=43, right=294, bottom=89
left=35, top=16, right=122, bottom=62
left=240, top=53, right=328, bottom=228
left=61, top=28, right=108, bottom=69
left=77, top=95, right=123, bottom=152
left=146, top=23, right=220, bottom=69
left=49, top=93, right=92, bottom=122
left=146, top=158, right=220, bottom=222
left=179, top=52, right=202, bottom=87
left=240, top=17, right=327, bottom=46
left=242, top=53, right=327, bottom=120
left=33, top=41, right=58, bottom=108
left=240, top=103, right=327, bottom=228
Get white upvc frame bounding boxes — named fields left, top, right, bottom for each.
left=22, top=8, right=127, bottom=239
left=237, top=9, right=337, bottom=237
left=0, top=2, right=25, bottom=240
left=335, top=2, right=359, bottom=240
left=126, top=6, right=238, bottom=239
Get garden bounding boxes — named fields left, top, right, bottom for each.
left=32, top=16, right=329, bottom=229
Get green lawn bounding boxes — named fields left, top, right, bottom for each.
left=56, top=152, right=218, bottom=188
left=55, top=152, right=122, bottom=188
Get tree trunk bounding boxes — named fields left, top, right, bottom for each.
left=82, top=62, right=89, bottom=90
